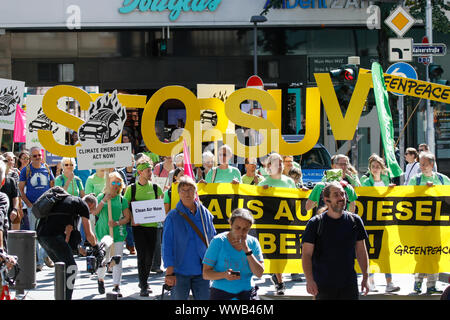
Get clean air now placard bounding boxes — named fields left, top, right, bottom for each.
left=131, top=199, right=166, bottom=225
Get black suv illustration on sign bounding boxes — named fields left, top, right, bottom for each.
left=0, top=86, right=19, bottom=116
left=78, top=90, right=126, bottom=145
left=29, top=107, right=59, bottom=133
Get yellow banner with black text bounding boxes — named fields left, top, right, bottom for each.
left=171, top=184, right=450, bottom=274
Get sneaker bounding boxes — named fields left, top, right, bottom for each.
left=36, top=264, right=43, bottom=272
left=413, top=281, right=422, bottom=294
left=290, top=273, right=304, bottom=282
left=151, top=268, right=163, bottom=274
left=368, top=281, right=378, bottom=292
left=426, top=286, right=443, bottom=295
left=44, top=256, right=54, bottom=268
left=386, top=282, right=400, bottom=293
left=112, top=286, right=123, bottom=298
left=139, top=288, right=152, bottom=297
left=271, top=274, right=280, bottom=286
left=98, top=280, right=105, bottom=294
left=276, top=282, right=286, bottom=295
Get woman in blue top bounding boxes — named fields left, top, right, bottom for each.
left=203, top=208, right=264, bottom=300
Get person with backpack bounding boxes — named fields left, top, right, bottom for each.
left=257, top=152, right=296, bottom=295
left=124, top=158, right=164, bottom=297
left=241, top=157, right=263, bottom=186
left=92, top=171, right=131, bottom=297
left=18, top=146, right=55, bottom=271
left=360, top=154, right=400, bottom=293
left=302, top=181, right=370, bottom=300
left=36, top=186, right=103, bottom=300
left=202, top=144, right=241, bottom=184
left=408, top=152, right=449, bottom=295
left=54, top=157, right=85, bottom=197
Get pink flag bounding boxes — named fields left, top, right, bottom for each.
left=13, top=105, right=26, bottom=143
left=183, top=139, right=195, bottom=180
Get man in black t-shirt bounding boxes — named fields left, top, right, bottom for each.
left=301, top=181, right=370, bottom=300
left=37, top=191, right=100, bottom=300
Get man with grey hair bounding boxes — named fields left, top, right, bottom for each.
left=163, top=176, right=216, bottom=300
left=0, top=160, right=10, bottom=252
left=19, top=146, right=55, bottom=271
left=408, top=152, right=449, bottom=295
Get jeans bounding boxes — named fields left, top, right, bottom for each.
left=171, top=274, right=210, bottom=300
left=125, top=224, right=134, bottom=247
left=132, top=226, right=156, bottom=289
left=28, top=211, right=49, bottom=266
left=38, top=234, right=77, bottom=300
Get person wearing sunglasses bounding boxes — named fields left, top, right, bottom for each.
left=202, top=144, right=241, bottom=184
left=19, top=146, right=55, bottom=271
left=54, top=158, right=85, bottom=198
left=91, top=171, right=131, bottom=297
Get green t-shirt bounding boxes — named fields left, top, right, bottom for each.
left=95, top=194, right=129, bottom=242
left=308, top=182, right=358, bottom=208
left=85, top=174, right=106, bottom=196
left=408, top=173, right=450, bottom=186
left=124, top=182, right=163, bottom=228
left=242, top=174, right=264, bottom=185
left=54, top=174, right=84, bottom=196
left=205, top=166, right=242, bottom=183
left=257, top=175, right=297, bottom=189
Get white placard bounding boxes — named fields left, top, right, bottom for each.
left=0, top=78, right=25, bottom=130
left=131, top=199, right=166, bottom=225
left=76, top=142, right=132, bottom=170
left=25, top=95, right=66, bottom=149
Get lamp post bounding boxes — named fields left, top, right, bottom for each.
left=250, top=15, right=267, bottom=76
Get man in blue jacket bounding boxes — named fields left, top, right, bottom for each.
left=162, top=176, right=216, bottom=300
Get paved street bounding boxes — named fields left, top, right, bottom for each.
left=9, top=249, right=449, bottom=301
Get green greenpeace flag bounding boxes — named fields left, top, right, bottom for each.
left=371, top=62, right=403, bottom=178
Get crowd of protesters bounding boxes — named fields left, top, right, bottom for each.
left=0, top=136, right=448, bottom=300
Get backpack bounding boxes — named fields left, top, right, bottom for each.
left=26, top=163, right=52, bottom=181
left=130, top=182, right=159, bottom=202
left=416, top=173, right=445, bottom=185
left=31, top=186, right=71, bottom=219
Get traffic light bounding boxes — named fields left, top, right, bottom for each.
left=329, top=64, right=359, bottom=83
left=429, top=63, right=443, bottom=80
left=428, top=63, right=448, bottom=85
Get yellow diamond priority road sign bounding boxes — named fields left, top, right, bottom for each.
left=384, top=6, right=415, bottom=37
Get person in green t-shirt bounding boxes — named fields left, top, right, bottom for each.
left=330, top=154, right=361, bottom=187
left=408, top=152, right=449, bottom=295
left=202, top=144, right=241, bottom=184
left=408, top=152, right=450, bottom=187
left=306, top=169, right=357, bottom=213
left=124, top=159, right=164, bottom=297
left=258, top=153, right=297, bottom=190
left=92, top=171, right=131, bottom=297
left=85, top=169, right=108, bottom=196
left=54, top=157, right=85, bottom=197
left=360, top=154, right=395, bottom=188
left=257, top=152, right=296, bottom=296
left=241, top=157, right=263, bottom=185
